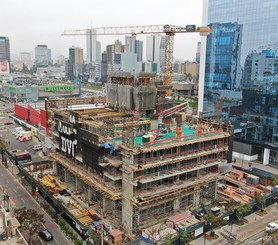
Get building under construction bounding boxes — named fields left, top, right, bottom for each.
left=47, top=92, right=233, bottom=235
left=106, top=72, right=173, bottom=114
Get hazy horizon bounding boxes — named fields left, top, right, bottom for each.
left=2, top=0, right=203, bottom=62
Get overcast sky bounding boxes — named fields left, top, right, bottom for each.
left=2, top=0, right=203, bottom=61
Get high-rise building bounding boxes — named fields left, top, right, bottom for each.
left=146, top=35, right=166, bottom=70
left=125, top=36, right=136, bottom=53
left=96, top=41, right=101, bottom=62
left=101, top=40, right=132, bottom=83
left=35, top=45, right=51, bottom=67
left=67, top=46, right=84, bottom=81
left=0, top=36, right=10, bottom=63
left=200, top=0, right=278, bottom=166
left=135, top=40, right=143, bottom=62
left=241, top=50, right=277, bottom=88
left=205, top=22, right=242, bottom=90
left=196, top=42, right=201, bottom=64
left=125, top=36, right=143, bottom=62
left=86, top=29, right=101, bottom=64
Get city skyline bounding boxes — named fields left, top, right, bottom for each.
left=1, top=0, right=203, bottom=61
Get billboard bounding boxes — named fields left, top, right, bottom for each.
left=0, top=61, right=10, bottom=74
left=44, top=85, right=73, bottom=92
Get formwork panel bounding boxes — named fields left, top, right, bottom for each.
left=133, top=86, right=156, bottom=111
left=118, top=85, right=133, bottom=110
left=105, top=83, right=119, bottom=108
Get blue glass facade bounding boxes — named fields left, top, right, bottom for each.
left=205, top=22, right=242, bottom=90
left=204, top=0, right=278, bottom=165
left=207, top=0, right=278, bottom=65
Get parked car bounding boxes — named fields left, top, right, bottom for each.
left=37, top=229, right=53, bottom=241
left=4, top=121, right=13, bottom=125
left=33, top=144, right=43, bottom=151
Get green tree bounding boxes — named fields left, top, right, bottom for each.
left=204, top=211, right=227, bottom=235
left=0, top=137, right=7, bottom=164
left=272, top=175, right=278, bottom=186
left=254, top=194, right=266, bottom=212
left=235, top=205, right=251, bottom=222
left=165, top=236, right=173, bottom=245
left=75, top=239, right=83, bottom=245
left=180, top=232, right=194, bottom=244
left=91, top=231, right=101, bottom=244
left=14, top=207, right=45, bottom=243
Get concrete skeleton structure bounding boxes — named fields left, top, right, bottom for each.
left=45, top=91, right=234, bottom=236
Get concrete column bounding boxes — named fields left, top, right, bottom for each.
left=174, top=198, right=180, bottom=212
left=52, top=161, right=58, bottom=175
left=193, top=189, right=200, bottom=209
left=64, top=170, right=69, bottom=182
left=75, top=176, right=79, bottom=191
left=88, top=187, right=92, bottom=201
left=263, top=148, right=270, bottom=165
left=103, top=196, right=112, bottom=212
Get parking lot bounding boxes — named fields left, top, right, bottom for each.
left=0, top=102, right=44, bottom=163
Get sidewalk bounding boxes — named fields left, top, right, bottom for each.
left=191, top=204, right=278, bottom=245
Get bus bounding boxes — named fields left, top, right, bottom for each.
left=13, top=151, right=32, bottom=164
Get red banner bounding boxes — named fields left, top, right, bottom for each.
left=28, top=105, right=40, bottom=126
left=40, top=109, right=47, bottom=128
left=14, top=104, right=29, bottom=121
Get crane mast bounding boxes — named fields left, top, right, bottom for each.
left=62, top=24, right=212, bottom=96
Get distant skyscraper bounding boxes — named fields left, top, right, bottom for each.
left=125, top=36, right=143, bottom=62
left=146, top=35, right=166, bottom=70
left=135, top=40, right=143, bottom=62
left=86, top=29, right=99, bottom=64
left=35, top=45, right=51, bottom=67
left=96, top=41, right=101, bottom=62
left=125, top=36, right=136, bottom=53
left=0, top=36, right=10, bottom=63
left=67, top=46, right=84, bottom=80
left=195, top=42, right=201, bottom=63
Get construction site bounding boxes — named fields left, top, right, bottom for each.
left=38, top=74, right=234, bottom=238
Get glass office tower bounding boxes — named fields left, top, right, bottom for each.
left=203, top=0, right=278, bottom=166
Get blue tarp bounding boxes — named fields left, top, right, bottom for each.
left=101, top=143, right=114, bottom=154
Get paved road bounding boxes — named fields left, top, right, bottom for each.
left=0, top=162, right=70, bottom=245
left=243, top=230, right=267, bottom=244
left=191, top=204, right=278, bottom=245
left=0, top=102, right=70, bottom=245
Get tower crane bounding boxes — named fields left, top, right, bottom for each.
left=62, top=24, right=212, bottom=96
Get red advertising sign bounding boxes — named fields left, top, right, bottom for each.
left=0, top=61, right=9, bottom=73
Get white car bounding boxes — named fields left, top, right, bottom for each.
left=33, top=144, right=43, bottom=151
left=266, top=221, right=278, bottom=232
